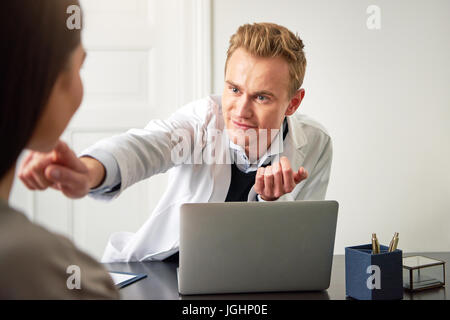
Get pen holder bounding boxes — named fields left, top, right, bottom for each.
left=345, top=244, right=403, bottom=300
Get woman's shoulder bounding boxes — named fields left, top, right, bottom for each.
left=0, top=203, right=119, bottom=299
left=0, top=203, right=71, bottom=256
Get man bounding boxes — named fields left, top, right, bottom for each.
left=19, top=23, right=332, bottom=262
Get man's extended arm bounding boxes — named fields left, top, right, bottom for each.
left=18, top=98, right=212, bottom=200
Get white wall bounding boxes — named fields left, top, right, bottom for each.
left=212, top=0, right=450, bottom=253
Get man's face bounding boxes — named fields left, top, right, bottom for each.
left=222, top=48, right=303, bottom=156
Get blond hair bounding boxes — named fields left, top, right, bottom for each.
left=225, top=22, right=307, bottom=97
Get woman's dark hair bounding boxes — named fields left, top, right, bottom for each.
left=0, top=0, right=81, bottom=179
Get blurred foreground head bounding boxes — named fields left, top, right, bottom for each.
left=0, top=0, right=84, bottom=179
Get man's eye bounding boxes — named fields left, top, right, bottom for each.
left=257, top=95, right=267, bottom=101
left=231, top=87, right=239, bottom=94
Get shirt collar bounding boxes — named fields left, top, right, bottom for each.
left=229, top=118, right=286, bottom=173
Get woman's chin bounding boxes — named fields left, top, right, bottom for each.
left=26, top=138, right=58, bottom=153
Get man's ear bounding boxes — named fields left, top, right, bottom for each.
left=285, top=89, right=305, bottom=116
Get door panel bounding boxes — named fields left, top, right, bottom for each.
left=9, top=0, right=212, bottom=259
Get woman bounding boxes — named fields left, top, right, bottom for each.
left=0, top=1, right=119, bottom=299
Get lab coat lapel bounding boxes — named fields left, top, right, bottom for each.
left=283, top=114, right=307, bottom=166
left=209, top=129, right=232, bottom=202
left=264, top=115, right=307, bottom=171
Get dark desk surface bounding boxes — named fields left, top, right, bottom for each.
left=104, top=252, right=449, bottom=300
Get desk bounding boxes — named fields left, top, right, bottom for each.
left=104, top=252, right=449, bottom=300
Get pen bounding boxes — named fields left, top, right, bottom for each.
left=388, top=232, right=399, bottom=252
left=371, top=233, right=380, bottom=254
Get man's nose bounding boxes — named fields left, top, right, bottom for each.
left=235, top=96, right=252, bottom=118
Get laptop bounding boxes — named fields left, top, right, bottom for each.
left=177, top=200, right=339, bottom=295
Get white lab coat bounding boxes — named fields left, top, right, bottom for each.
left=84, top=95, right=333, bottom=262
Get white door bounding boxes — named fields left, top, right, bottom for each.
left=9, top=0, right=211, bottom=259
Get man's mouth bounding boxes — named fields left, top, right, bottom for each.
left=231, top=120, right=256, bottom=130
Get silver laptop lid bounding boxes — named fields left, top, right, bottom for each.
left=178, top=200, right=338, bottom=295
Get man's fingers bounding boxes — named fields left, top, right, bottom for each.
left=19, top=174, right=38, bottom=190
left=272, top=162, right=283, bottom=198
left=50, top=183, right=62, bottom=191
left=263, top=166, right=274, bottom=197
left=52, top=140, right=88, bottom=173
left=18, top=144, right=88, bottom=194
left=19, top=165, right=48, bottom=191
left=279, top=157, right=295, bottom=192
left=59, top=184, right=78, bottom=199
left=30, top=170, right=52, bottom=190
left=254, top=167, right=265, bottom=194
left=59, top=181, right=89, bottom=199
left=256, top=158, right=307, bottom=201
left=18, top=152, right=34, bottom=173
left=44, top=164, right=88, bottom=194
left=28, top=156, right=53, bottom=190
left=18, top=152, right=53, bottom=189
left=293, top=167, right=308, bottom=184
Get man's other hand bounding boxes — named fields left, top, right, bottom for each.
left=254, top=156, right=308, bottom=201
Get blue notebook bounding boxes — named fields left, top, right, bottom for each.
left=108, top=271, right=147, bottom=289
